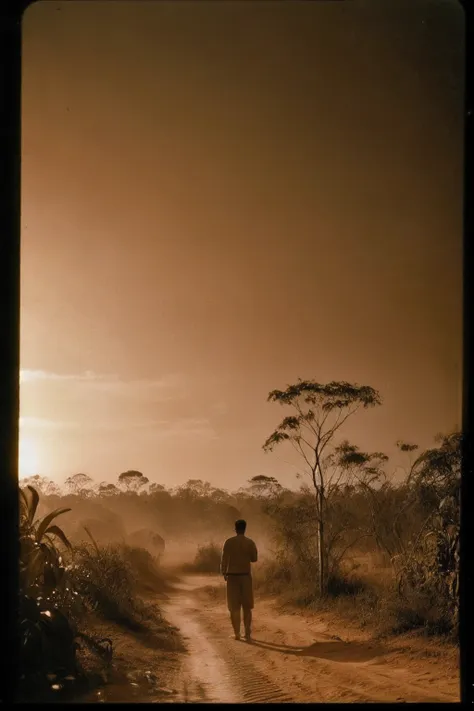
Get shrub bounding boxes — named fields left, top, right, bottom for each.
left=69, top=540, right=140, bottom=629
left=120, top=544, right=171, bottom=595
left=326, top=569, right=367, bottom=597
left=394, top=498, right=459, bottom=636
left=183, top=542, right=222, bottom=573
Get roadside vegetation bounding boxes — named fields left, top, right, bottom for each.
left=21, top=378, right=460, bottom=695
left=256, top=379, right=459, bottom=640
left=18, top=484, right=178, bottom=702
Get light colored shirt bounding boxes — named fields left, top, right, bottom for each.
left=221, top=534, right=258, bottom=575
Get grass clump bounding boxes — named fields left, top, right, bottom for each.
left=69, top=541, right=142, bottom=630
left=255, top=551, right=457, bottom=641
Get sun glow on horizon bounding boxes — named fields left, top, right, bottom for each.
left=18, top=433, right=40, bottom=479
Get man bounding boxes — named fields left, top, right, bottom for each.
left=220, top=519, right=258, bottom=641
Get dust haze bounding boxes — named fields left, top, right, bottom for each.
left=19, top=0, right=462, bottom=704
left=31, top=475, right=275, bottom=571
left=20, top=442, right=460, bottom=702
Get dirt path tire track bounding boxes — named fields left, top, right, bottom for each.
left=162, top=587, right=296, bottom=703
left=161, top=575, right=459, bottom=704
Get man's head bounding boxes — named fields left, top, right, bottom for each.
left=235, top=519, right=247, bottom=535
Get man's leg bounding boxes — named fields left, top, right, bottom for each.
left=227, top=578, right=241, bottom=639
left=242, top=576, right=254, bottom=641
left=230, top=607, right=241, bottom=639
left=243, top=607, right=252, bottom=640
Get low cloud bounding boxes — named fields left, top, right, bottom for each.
left=154, top=418, right=218, bottom=440
left=20, top=370, right=104, bottom=384
left=20, top=416, right=80, bottom=430
left=19, top=415, right=217, bottom=440
left=19, top=369, right=186, bottom=401
left=18, top=370, right=217, bottom=440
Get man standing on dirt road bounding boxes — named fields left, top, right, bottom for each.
left=221, top=519, right=258, bottom=642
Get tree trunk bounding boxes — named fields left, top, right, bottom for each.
left=318, top=490, right=326, bottom=596
left=318, top=519, right=325, bottom=596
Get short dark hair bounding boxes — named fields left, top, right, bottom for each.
left=235, top=519, right=247, bottom=533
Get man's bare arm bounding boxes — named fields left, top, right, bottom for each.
left=220, top=540, right=229, bottom=576
left=250, top=540, right=258, bottom=563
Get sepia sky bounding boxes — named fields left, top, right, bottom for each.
left=20, top=0, right=464, bottom=490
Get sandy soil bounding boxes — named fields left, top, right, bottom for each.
left=164, top=575, right=459, bottom=703
left=83, top=573, right=459, bottom=703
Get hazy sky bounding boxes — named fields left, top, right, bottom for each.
left=20, top=0, right=464, bottom=490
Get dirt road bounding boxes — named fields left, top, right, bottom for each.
left=160, top=575, right=459, bottom=703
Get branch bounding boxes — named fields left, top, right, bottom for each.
left=353, top=474, right=396, bottom=559
left=405, top=450, right=426, bottom=487
left=294, top=400, right=319, bottom=439
left=319, top=405, right=359, bottom=459
left=326, top=462, right=351, bottom=492
left=318, top=404, right=334, bottom=434
left=392, top=491, right=417, bottom=533
left=325, top=527, right=345, bottom=552
left=313, top=443, right=324, bottom=494
left=262, top=429, right=290, bottom=452
left=298, top=433, right=317, bottom=454
left=332, top=534, right=372, bottom=566
left=290, top=438, right=314, bottom=476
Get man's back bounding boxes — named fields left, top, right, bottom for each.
left=221, top=534, right=258, bottom=575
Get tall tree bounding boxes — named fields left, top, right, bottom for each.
left=97, top=482, right=120, bottom=497
left=20, top=475, right=61, bottom=497
left=175, top=479, right=214, bottom=498
left=263, top=379, right=382, bottom=595
left=64, top=472, right=94, bottom=496
left=118, top=469, right=149, bottom=492
left=247, top=475, right=283, bottom=499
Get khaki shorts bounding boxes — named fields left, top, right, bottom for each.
left=226, top=574, right=254, bottom=611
